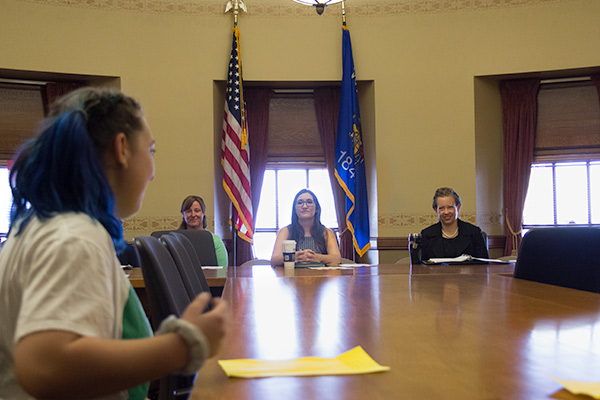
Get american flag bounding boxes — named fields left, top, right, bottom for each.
left=222, top=26, right=253, bottom=242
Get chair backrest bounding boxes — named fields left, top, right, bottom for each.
left=240, top=259, right=272, bottom=267
left=152, top=230, right=218, bottom=267
left=513, top=227, right=600, bottom=293
left=160, top=232, right=210, bottom=296
left=481, top=231, right=489, bottom=251
left=133, top=236, right=192, bottom=329
left=117, top=242, right=141, bottom=267
left=133, top=235, right=196, bottom=400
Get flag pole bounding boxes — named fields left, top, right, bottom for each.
left=228, top=0, right=240, bottom=265
left=232, top=205, right=237, bottom=265
left=224, top=0, right=249, bottom=266
left=334, top=1, right=371, bottom=259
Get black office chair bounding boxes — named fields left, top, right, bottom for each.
left=513, top=227, right=600, bottom=293
left=481, top=231, right=489, bottom=252
left=151, top=230, right=218, bottom=267
left=240, top=258, right=272, bottom=267
left=117, top=242, right=141, bottom=267
left=133, top=236, right=197, bottom=400
left=160, top=232, right=210, bottom=297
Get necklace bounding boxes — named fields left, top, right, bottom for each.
left=442, top=227, right=459, bottom=239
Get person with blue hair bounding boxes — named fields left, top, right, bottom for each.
left=0, top=87, right=228, bottom=400
left=271, top=189, right=341, bottom=266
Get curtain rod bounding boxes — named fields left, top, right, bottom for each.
left=540, top=76, right=591, bottom=84
left=0, top=78, right=48, bottom=86
left=272, top=89, right=314, bottom=94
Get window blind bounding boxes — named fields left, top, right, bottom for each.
left=535, top=81, right=600, bottom=162
left=0, top=84, right=44, bottom=165
left=267, top=95, right=324, bottom=164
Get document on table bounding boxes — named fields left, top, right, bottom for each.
left=218, top=346, right=390, bottom=378
left=425, top=254, right=515, bottom=264
left=201, top=266, right=223, bottom=269
left=552, top=377, right=600, bottom=399
left=309, top=264, right=372, bottom=270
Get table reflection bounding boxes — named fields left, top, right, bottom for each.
left=243, top=275, right=382, bottom=359
left=194, top=272, right=600, bottom=400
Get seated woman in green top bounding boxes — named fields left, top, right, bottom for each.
left=179, top=195, right=228, bottom=267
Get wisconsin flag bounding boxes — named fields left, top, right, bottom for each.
left=222, top=26, right=253, bottom=242
left=334, top=25, right=370, bottom=257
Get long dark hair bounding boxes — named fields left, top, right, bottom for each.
left=178, top=195, right=207, bottom=230
left=9, top=87, right=143, bottom=252
left=288, top=189, right=327, bottom=253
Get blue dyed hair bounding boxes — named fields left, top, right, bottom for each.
left=9, top=87, right=143, bottom=252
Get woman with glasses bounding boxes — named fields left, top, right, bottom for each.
left=271, top=189, right=341, bottom=266
left=178, top=195, right=228, bottom=267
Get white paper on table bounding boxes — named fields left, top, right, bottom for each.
left=309, top=264, right=372, bottom=270
left=427, top=255, right=514, bottom=264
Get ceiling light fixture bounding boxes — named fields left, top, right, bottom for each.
left=292, top=0, right=343, bottom=15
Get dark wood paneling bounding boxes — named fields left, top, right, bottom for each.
left=376, top=235, right=506, bottom=251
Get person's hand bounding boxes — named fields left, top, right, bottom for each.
left=181, top=292, right=229, bottom=357
left=304, top=249, right=320, bottom=262
left=296, top=249, right=319, bottom=263
left=295, top=249, right=306, bottom=262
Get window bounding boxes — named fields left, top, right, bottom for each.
left=0, top=82, right=45, bottom=240
left=248, top=89, right=341, bottom=259
left=522, top=78, right=600, bottom=229
left=523, top=161, right=600, bottom=227
left=0, top=167, right=11, bottom=241
left=253, top=167, right=338, bottom=259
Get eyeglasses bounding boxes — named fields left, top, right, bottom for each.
left=184, top=208, right=203, bottom=215
left=296, top=199, right=315, bottom=207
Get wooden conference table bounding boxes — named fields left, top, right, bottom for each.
left=180, top=263, right=600, bottom=400
left=127, top=262, right=518, bottom=290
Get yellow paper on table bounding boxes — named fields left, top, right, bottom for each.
left=552, top=377, right=600, bottom=399
left=218, top=346, right=390, bottom=378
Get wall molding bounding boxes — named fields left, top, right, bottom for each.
left=16, top=0, right=578, bottom=17
left=376, top=234, right=505, bottom=251
left=379, top=212, right=479, bottom=228
left=123, top=215, right=215, bottom=237
left=124, top=215, right=505, bottom=252
left=124, top=213, right=502, bottom=234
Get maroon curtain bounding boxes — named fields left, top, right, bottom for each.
left=43, top=81, right=86, bottom=115
left=591, top=74, right=600, bottom=107
left=232, top=88, right=273, bottom=266
left=500, top=79, right=540, bottom=256
left=314, top=87, right=354, bottom=261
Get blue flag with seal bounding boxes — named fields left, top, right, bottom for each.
left=334, top=25, right=370, bottom=257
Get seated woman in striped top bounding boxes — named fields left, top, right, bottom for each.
left=271, top=189, right=341, bottom=266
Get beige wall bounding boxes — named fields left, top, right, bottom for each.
left=1, top=0, right=599, bottom=256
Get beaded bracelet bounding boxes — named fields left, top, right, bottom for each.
left=157, top=315, right=210, bottom=374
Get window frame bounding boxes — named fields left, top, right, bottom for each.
left=522, top=159, right=600, bottom=230
left=253, top=163, right=339, bottom=259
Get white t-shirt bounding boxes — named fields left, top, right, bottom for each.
left=0, top=213, right=131, bottom=400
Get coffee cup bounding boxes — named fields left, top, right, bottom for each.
left=282, top=240, right=296, bottom=268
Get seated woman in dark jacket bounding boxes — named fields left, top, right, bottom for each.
left=420, top=187, right=489, bottom=260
